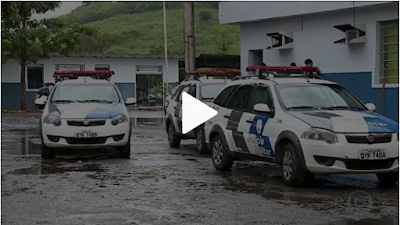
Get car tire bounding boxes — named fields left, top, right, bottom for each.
left=168, top=123, right=181, bottom=148
left=118, top=139, right=131, bottom=159
left=196, top=126, right=210, bottom=154
left=41, top=138, right=55, bottom=160
left=376, top=172, right=398, bottom=186
left=211, top=135, right=233, bottom=171
left=281, top=143, right=309, bottom=187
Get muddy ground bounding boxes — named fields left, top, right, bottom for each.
left=1, top=113, right=398, bottom=225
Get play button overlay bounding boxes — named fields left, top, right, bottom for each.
left=182, top=92, right=218, bottom=134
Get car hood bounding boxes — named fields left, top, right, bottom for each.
left=48, top=102, right=124, bottom=119
left=288, top=110, right=398, bottom=133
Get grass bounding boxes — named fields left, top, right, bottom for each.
left=62, top=2, right=240, bottom=55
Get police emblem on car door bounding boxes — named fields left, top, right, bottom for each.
left=246, top=85, right=276, bottom=158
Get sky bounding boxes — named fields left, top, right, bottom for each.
left=31, top=2, right=82, bottom=19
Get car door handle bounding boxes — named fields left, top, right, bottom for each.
left=246, top=118, right=254, bottom=123
left=224, top=114, right=230, bottom=119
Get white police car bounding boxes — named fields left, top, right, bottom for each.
left=40, top=71, right=136, bottom=159
left=166, top=71, right=239, bottom=154
left=205, top=66, right=399, bottom=186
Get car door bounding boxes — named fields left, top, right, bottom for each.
left=246, top=84, right=277, bottom=158
left=174, top=85, right=191, bottom=134
left=207, top=85, right=240, bottom=147
left=224, top=84, right=256, bottom=154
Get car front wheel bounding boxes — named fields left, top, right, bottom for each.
left=211, top=135, right=233, bottom=171
left=168, top=123, right=181, bottom=148
left=196, top=126, right=210, bottom=154
left=376, top=172, right=398, bottom=186
left=118, top=139, right=131, bottom=159
left=281, top=143, right=311, bottom=187
left=41, top=139, right=55, bottom=159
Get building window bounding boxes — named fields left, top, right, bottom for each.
left=27, top=65, right=43, bottom=89
left=380, top=20, right=399, bottom=84
left=95, top=64, right=110, bottom=71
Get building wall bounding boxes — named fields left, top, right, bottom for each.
left=237, top=3, right=398, bottom=121
left=220, top=2, right=392, bottom=24
left=1, top=57, right=179, bottom=109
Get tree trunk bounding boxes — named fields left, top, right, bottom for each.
left=20, top=63, right=27, bottom=110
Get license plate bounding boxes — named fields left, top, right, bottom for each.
left=75, top=131, right=97, bottom=138
left=359, top=149, right=386, bottom=160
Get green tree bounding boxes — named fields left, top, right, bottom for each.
left=211, top=24, right=235, bottom=55
left=77, top=27, right=110, bottom=54
left=1, top=2, right=95, bottom=110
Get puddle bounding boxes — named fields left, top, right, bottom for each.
left=8, top=161, right=105, bottom=175
left=327, top=216, right=398, bottom=225
left=2, top=129, right=42, bottom=155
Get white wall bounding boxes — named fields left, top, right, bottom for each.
left=1, top=56, right=179, bottom=89
left=239, top=3, right=398, bottom=86
left=220, top=1, right=392, bottom=24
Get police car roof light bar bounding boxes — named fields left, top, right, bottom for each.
left=53, top=70, right=115, bottom=81
left=246, top=66, right=322, bottom=80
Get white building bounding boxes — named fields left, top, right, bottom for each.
left=219, top=1, right=399, bottom=121
left=2, top=54, right=181, bottom=109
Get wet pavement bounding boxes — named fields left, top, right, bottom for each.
left=1, top=113, right=398, bottom=225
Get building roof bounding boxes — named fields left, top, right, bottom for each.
left=50, top=53, right=183, bottom=60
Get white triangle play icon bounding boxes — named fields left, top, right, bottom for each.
left=182, top=92, right=218, bottom=134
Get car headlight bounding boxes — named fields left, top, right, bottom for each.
left=301, top=128, right=338, bottom=144
left=111, top=114, right=128, bottom=125
left=43, top=115, right=61, bottom=126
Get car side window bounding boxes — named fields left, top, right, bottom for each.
left=173, top=86, right=185, bottom=101
left=188, top=84, right=196, bottom=98
left=252, top=85, right=275, bottom=115
left=213, top=85, right=239, bottom=107
left=177, top=86, right=190, bottom=102
left=229, top=85, right=254, bottom=112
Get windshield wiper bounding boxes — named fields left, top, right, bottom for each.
left=78, top=99, right=114, bottom=104
left=286, top=106, right=321, bottom=111
left=51, top=100, right=77, bottom=104
left=322, top=106, right=364, bottom=110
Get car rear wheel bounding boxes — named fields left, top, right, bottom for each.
left=281, top=143, right=309, bottom=187
left=211, top=135, right=233, bottom=171
left=168, top=123, right=181, bottom=148
left=376, top=172, right=398, bottom=186
left=196, top=126, right=210, bottom=154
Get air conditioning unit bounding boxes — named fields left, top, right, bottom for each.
left=345, top=29, right=365, bottom=43
left=266, top=32, right=293, bottom=50
left=334, top=24, right=366, bottom=44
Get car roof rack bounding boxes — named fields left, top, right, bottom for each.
left=53, top=70, right=115, bottom=82
left=184, top=70, right=241, bottom=81
left=246, top=66, right=323, bottom=81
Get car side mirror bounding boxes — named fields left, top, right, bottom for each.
left=125, top=97, right=137, bottom=105
left=365, top=103, right=376, bottom=111
left=253, top=103, right=271, bottom=113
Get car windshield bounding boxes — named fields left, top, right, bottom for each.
left=201, top=83, right=226, bottom=101
left=51, top=84, right=119, bottom=103
left=277, top=84, right=366, bottom=111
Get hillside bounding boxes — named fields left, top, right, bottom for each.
left=62, top=2, right=240, bottom=55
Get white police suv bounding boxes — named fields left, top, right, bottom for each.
left=40, top=71, right=136, bottom=159
left=166, top=71, right=239, bottom=154
left=204, top=66, right=399, bottom=186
